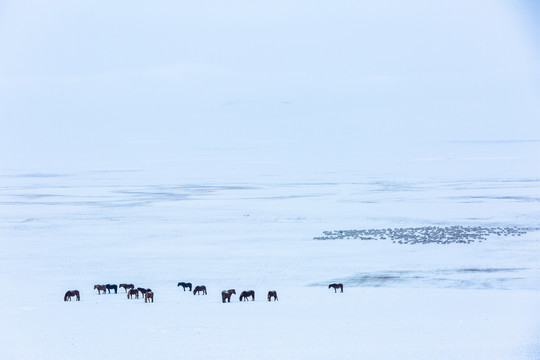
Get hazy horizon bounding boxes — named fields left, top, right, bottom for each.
left=1, top=0, right=539, bottom=178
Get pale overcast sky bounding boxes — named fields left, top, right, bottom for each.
left=0, top=0, right=538, bottom=175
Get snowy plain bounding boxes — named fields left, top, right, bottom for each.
left=1, top=141, right=540, bottom=360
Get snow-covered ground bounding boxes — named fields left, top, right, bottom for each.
left=1, top=152, right=540, bottom=359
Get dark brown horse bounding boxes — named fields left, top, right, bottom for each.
left=64, top=290, right=80, bottom=301
left=127, top=289, right=139, bottom=299
left=144, top=291, right=154, bottom=303
left=119, top=284, right=134, bottom=292
left=221, top=289, right=236, bottom=303
left=137, top=288, right=152, bottom=297
left=239, top=290, right=255, bottom=301
left=177, top=282, right=192, bottom=291
left=328, top=283, right=343, bottom=293
left=193, top=285, right=207, bottom=295
left=106, top=284, right=118, bottom=294
left=94, top=284, right=107, bottom=294
left=267, top=290, right=278, bottom=301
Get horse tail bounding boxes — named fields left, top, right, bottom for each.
left=76, top=292, right=80, bottom=301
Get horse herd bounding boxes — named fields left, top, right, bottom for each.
left=63, top=282, right=344, bottom=303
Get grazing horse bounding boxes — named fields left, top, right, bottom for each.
left=221, top=289, right=236, bottom=303
left=94, top=284, right=107, bottom=294
left=144, top=291, right=154, bottom=303
left=193, top=285, right=207, bottom=295
left=267, top=290, right=278, bottom=301
left=137, top=288, right=152, bottom=297
left=239, top=290, right=255, bottom=301
left=177, top=282, right=192, bottom=291
left=119, top=284, right=134, bottom=293
left=64, top=290, right=80, bottom=301
left=127, top=289, right=139, bottom=299
left=328, top=283, right=343, bottom=293
left=106, top=284, right=118, bottom=294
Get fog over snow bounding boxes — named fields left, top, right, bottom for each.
left=1, top=0, right=539, bottom=176
left=1, top=1, right=540, bottom=359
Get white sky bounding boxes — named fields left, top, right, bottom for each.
left=0, top=0, right=538, bottom=175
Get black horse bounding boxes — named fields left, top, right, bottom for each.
left=177, top=282, right=192, bottom=291
left=267, top=290, right=278, bottom=301
left=328, top=283, right=343, bottom=293
left=221, top=289, right=236, bottom=303
left=239, top=290, right=255, bottom=301
left=193, top=285, right=207, bottom=295
left=106, top=284, right=118, bottom=294
left=64, top=290, right=80, bottom=301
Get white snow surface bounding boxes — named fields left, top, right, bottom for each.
left=1, top=161, right=540, bottom=359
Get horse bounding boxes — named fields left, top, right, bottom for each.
left=177, top=282, right=192, bottom=291
left=119, top=284, right=134, bottom=292
left=221, top=289, right=236, bottom=303
left=137, top=288, right=152, bottom=297
left=328, top=283, right=343, bottom=293
left=94, top=284, right=107, bottom=294
left=239, top=290, right=255, bottom=301
left=127, top=289, right=139, bottom=299
left=267, top=290, right=278, bottom=301
left=106, top=284, right=118, bottom=294
left=193, top=285, right=207, bottom=295
left=64, top=290, right=80, bottom=301
left=144, top=291, right=154, bottom=303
